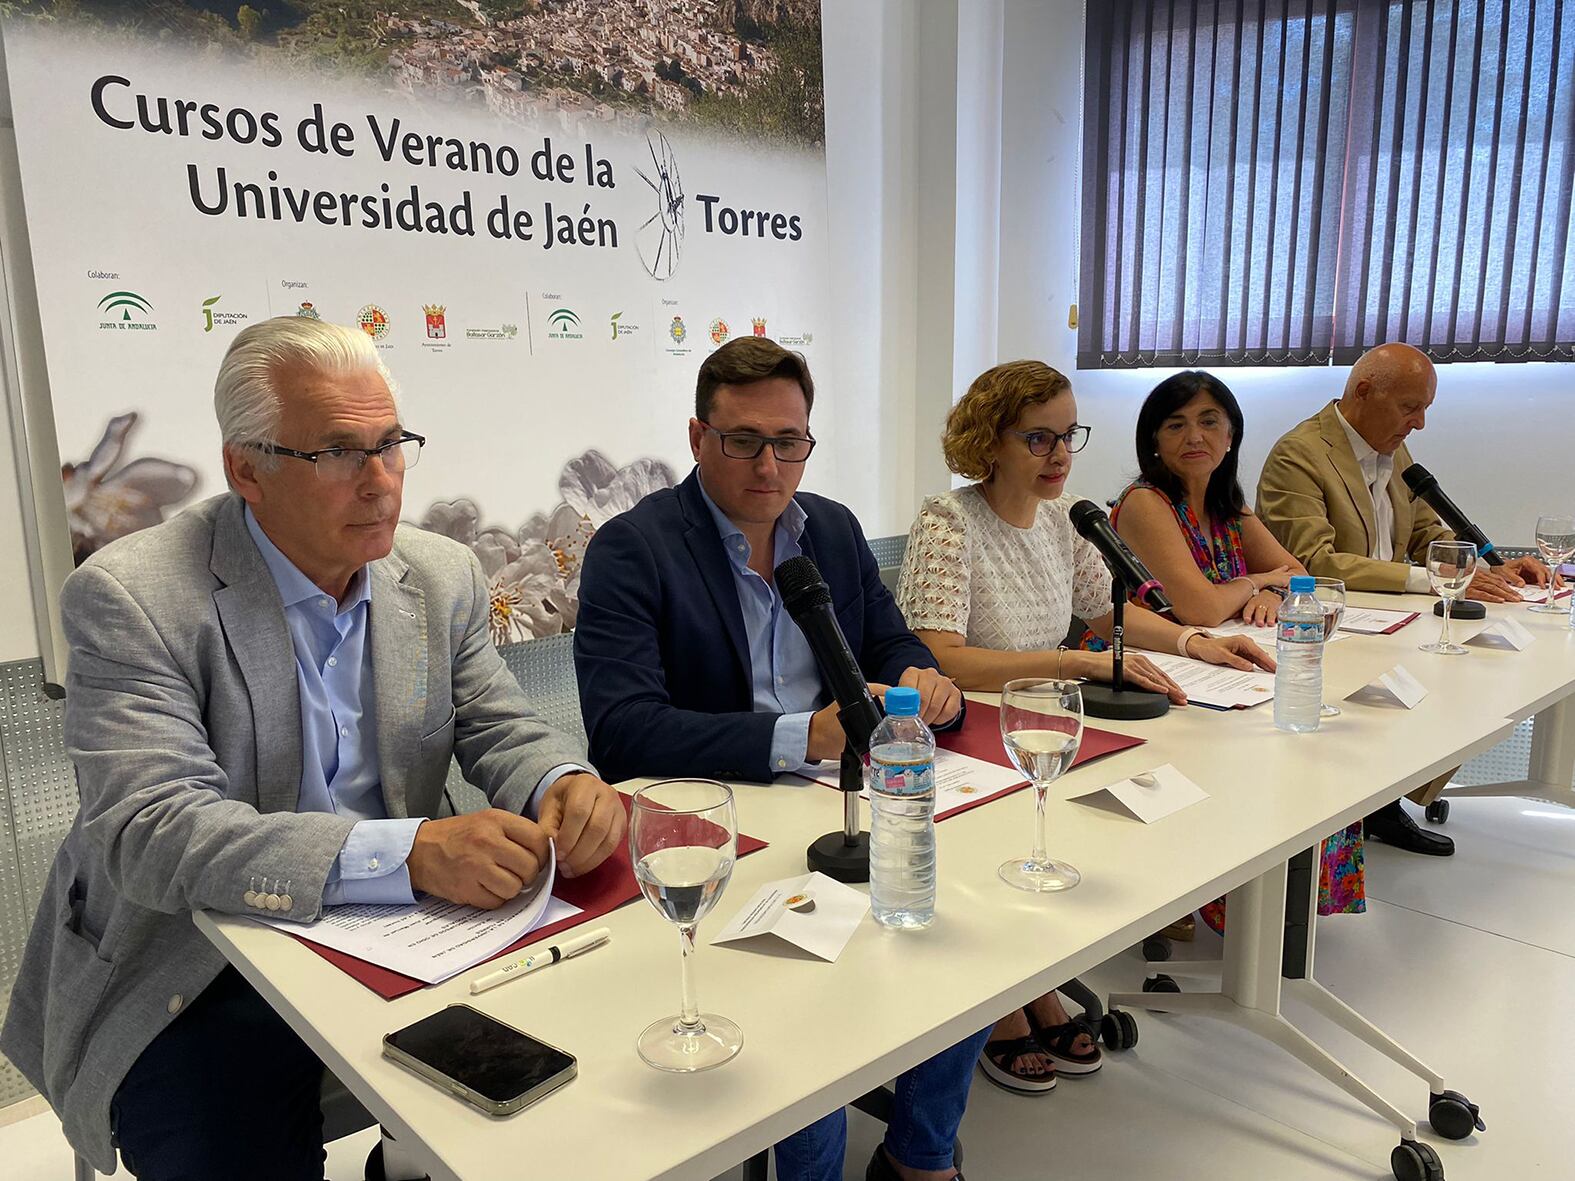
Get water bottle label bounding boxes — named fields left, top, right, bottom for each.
left=873, top=760, right=934, bottom=796
left=1278, top=619, right=1322, bottom=644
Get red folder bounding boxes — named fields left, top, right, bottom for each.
left=933, top=701, right=1146, bottom=821
left=299, top=793, right=768, bottom=1000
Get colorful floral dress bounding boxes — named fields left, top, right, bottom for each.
left=1111, top=482, right=1366, bottom=922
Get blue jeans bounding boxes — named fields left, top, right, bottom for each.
left=111, top=967, right=326, bottom=1180
left=774, top=1027, right=992, bottom=1180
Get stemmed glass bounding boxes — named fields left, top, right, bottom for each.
left=1421, top=541, right=1476, bottom=656
left=1312, top=577, right=1346, bottom=717
left=998, top=678, right=1084, bottom=892
left=1532, top=515, right=1575, bottom=614
left=630, top=779, right=741, bottom=1072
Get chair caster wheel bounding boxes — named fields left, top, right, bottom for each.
left=1141, top=974, right=1180, bottom=994
left=1425, top=799, right=1450, bottom=824
left=1428, top=1090, right=1484, bottom=1139
left=1099, top=1009, right=1138, bottom=1050
left=1142, top=935, right=1173, bottom=962
left=1391, top=1139, right=1444, bottom=1180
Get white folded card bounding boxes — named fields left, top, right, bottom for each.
left=711, top=871, right=868, bottom=962
left=1068, top=762, right=1208, bottom=824
left=1345, top=663, right=1428, bottom=710
left=1518, top=584, right=1571, bottom=602
left=1465, top=616, right=1536, bottom=651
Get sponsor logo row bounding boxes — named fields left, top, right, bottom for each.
left=92, top=286, right=812, bottom=352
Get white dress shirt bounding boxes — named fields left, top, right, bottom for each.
left=1333, top=406, right=1431, bottom=593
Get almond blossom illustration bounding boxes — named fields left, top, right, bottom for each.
left=63, top=412, right=200, bottom=565
left=417, top=449, right=677, bottom=645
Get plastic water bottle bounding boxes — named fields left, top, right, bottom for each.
left=867, top=686, right=937, bottom=929
left=1274, top=574, right=1325, bottom=733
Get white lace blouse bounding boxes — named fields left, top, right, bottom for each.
left=895, top=484, right=1114, bottom=651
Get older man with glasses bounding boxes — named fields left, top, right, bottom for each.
left=574, top=336, right=981, bottom=1181
left=2, top=316, right=621, bottom=1181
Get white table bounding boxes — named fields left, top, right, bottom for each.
left=196, top=592, right=1575, bottom=1181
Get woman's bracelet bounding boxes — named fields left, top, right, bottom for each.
left=1056, top=645, right=1067, bottom=679
left=1176, top=626, right=1210, bottom=656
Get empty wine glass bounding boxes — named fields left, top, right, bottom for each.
left=1421, top=540, right=1476, bottom=655
left=630, top=779, right=741, bottom=1072
left=1532, top=515, right=1575, bottom=614
left=1312, top=577, right=1346, bottom=717
left=999, top=678, right=1084, bottom=892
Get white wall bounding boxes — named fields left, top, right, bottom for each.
left=997, top=0, right=1569, bottom=544
left=0, top=359, right=38, bottom=664
left=0, top=32, right=63, bottom=669
left=820, top=0, right=978, bottom=538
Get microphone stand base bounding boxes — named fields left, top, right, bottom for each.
left=1081, top=683, right=1171, bottom=720
left=1435, top=599, right=1486, bottom=620
left=807, top=831, right=870, bottom=883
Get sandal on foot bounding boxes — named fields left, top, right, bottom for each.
left=1161, top=913, right=1196, bottom=941
left=977, top=1033, right=1057, bottom=1094
left=1024, top=1011, right=1103, bottom=1076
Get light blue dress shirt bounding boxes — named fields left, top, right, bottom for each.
left=696, top=479, right=827, bottom=774
left=244, top=509, right=580, bottom=906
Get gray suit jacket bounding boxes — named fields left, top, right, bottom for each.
left=0, top=494, right=587, bottom=1171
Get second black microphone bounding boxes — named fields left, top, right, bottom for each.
left=1068, top=500, right=1174, bottom=614
left=776, top=555, right=883, bottom=755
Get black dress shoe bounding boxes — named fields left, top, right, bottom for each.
left=867, top=1143, right=965, bottom=1181
left=1365, top=800, right=1455, bottom=856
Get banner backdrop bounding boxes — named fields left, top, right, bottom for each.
left=1, top=1, right=827, bottom=641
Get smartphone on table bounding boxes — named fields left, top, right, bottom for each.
left=383, top=1004, right=576, bottom=1117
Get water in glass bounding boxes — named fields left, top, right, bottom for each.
left=997, top=679, right=1084, bottom=893
left=629, top=778, right=742, bottom=1072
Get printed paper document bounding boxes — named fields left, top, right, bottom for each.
left=254, top=854, right=579, bottom=984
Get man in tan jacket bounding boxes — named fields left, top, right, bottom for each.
left=1257, top=342, right=1548, bottom=857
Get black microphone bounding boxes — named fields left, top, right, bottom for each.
left=775, top=555, right=883, bottom=755
left=1401, top=463, right=1503, bottom=566
left=1068, top=500, right=1173, bottom=614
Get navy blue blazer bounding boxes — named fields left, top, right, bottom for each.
left=575, top=469, right=952, bottom=783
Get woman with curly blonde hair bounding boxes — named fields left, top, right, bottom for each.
left=895, top=360, right=1272, bottom=1095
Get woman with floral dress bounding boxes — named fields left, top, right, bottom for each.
left=1112, top=370, right=1366, bottom=928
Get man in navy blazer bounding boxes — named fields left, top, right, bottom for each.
left=575, top=349, right=961, bottom=786
left=575, top=337, right=981, bottom=1181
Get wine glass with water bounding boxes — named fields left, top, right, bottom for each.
left=630, top=778, right=741, bottom=1072
left=1313, top=577, right=1345, bottom=717
left=998, top=678, right=1084, bottom=892
left=1532, top=515, right=1575, bottom=614
left=1421, top=540, right=1476, bottom=656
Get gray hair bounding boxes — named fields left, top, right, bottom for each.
left=214, top=317, right=398, bottom=469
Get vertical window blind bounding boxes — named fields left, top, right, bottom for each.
left=1080, top=0, right=1575, bottom=368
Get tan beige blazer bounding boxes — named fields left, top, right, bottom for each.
left=1255, top=402, right=1451, bottom=592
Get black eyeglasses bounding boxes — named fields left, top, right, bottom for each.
left=699, top=422, right=817, bottom=463
left=259, top=431, right=425, bottom=483
left=1004, top=425, right=1091, bottom=456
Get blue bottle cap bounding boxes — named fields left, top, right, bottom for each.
left=1288, top=575, right=1316, bottom=593
left=884, top=686, right=921, bottom=716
